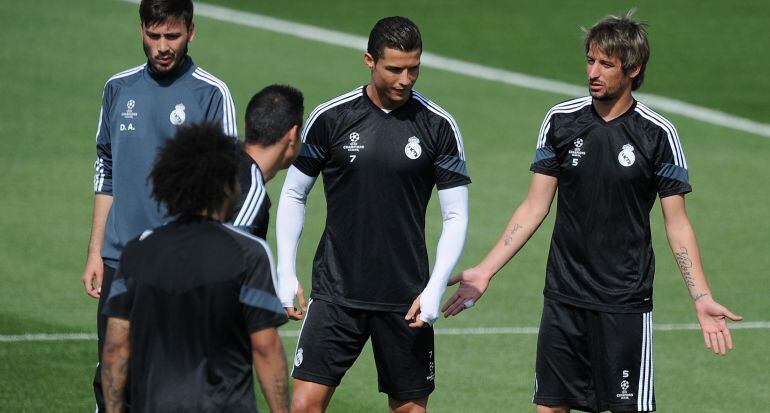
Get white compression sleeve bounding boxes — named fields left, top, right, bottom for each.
left=275, top=166, right=317, bottom=307
left=419, top=185, right=469, bottom=324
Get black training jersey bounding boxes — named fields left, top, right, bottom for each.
left=103, top=217, right=286, bottom=412
left=231, top=150, right=270, bottom=239
left=293, top=86, right=471, bottom=311
left=531, top=97, right=691, bottom=313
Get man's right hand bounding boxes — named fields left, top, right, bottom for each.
left=284, top=281, right=307, bottom=320
left=82, top=253, right=104, bottom=299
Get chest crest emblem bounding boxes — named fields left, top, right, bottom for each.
left=170, top=103, right=186, bottom=126
left=404, top=136, right=422, bottom=160
left=618, top=144, right=636, bottom=167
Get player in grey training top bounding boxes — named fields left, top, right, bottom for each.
left=81, top=1, right=236, bottom=411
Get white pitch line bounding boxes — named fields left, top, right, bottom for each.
left=118, top=0, right=770, bottom=138
left=2, top=322, right=767, bottom=342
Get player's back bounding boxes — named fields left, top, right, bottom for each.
left=120, top=217, right=262, bottom=412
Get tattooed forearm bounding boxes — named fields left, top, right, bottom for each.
left=693, top=292, right=710, bottom=302
left=503, top=223, right=524, bottom=246
left=674, top=247, right=695, bottom=289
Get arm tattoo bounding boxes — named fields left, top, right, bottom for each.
left=693, top=292, right=709, bottom=302
left=503, top=223, right=524, bottom=246
left=674, top=247, right=695, bottom=289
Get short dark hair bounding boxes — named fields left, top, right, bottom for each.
left=367, top=16, right=422, bottom=62
left=150, top=122, right=240, bottom=219
left=584, top=9, right=649, bottom=90
left=244, top=84, right=304, bottom=146
left=139, top=0, right=194, bottom=29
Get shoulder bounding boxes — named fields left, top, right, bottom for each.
left=189, top=65, right=233, bottom=96
left=542, top=96, right=593, bottom=121
left=220, top=224, right=273, bottom=261
left=103, top=64, right=146, bottom=92
left=411, top=90, right=460, bottom=128
left=302, top=86, right=365, bottom=135
left=632, top=101, right=679, bottom=137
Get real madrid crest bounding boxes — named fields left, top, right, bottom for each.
left=405, top=136, right=422, bottom=159
left=294, top=348, right=304, bottom=367
left=170, top=103, right=186, bottom=126
left=618, top=144, right=635, bottom=167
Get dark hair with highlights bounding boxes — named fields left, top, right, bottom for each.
left=367, top=16, right=422, bottom=62
left=140, top=0, right=194, bottom=29
left=584, top=9, right=649, bottom=90
left=244, top=84, right=304, bottom=146
left=149, top=121, right=240, bottom=219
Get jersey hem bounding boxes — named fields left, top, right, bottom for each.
left=311, top=294, right=411, bottom=313
left=544, top=290, right=653, bottom=313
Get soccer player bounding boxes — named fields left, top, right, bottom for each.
left=276, top=16, right=471, bottom=413
left=230, top=85, right=304, bottom=238
left=81, top=0, right=237, bottom=410
left=101, top=122, right=289, bottom=413
left=443, top=11, right=742, bottom=413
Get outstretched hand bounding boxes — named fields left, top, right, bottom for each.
left=441, top=267, right=492, bottom=318
left=694, top=295, right=743, bottom=355
left=284, top=282, right=307, bottom=320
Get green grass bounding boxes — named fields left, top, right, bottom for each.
left=206, top=0, right=770, bottom=125
left=1, top=0, right=769, bottom=411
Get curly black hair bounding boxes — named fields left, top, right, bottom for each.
left=149, top=121, right=240, bottom=219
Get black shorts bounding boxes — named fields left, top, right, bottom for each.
left=533, top=299, right=655, bottom=412
left=290, top=299, right=435, bottom=400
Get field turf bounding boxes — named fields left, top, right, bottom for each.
left=1, top=0, right=768, bottom=411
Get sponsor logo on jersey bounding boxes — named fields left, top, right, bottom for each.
left=404, top=136, right=422, bottom=159
left=618, top=144, right=636, bottom=167
left=616, top=370, right=635, bottom=400
left=568, top=138, right=586, bottom=166
left=170, top=103, right=186, bottom=126
left=343, top=132, right=365, bottom=152
left=121, top=99, right=139, bottom=120
left=294, top=348, right=304, bottom=367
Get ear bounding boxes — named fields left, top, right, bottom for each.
left=628, top=65, right=641, bottom=79
left=282, top=125, right=300, bottom=146
left=364, top=52, right=375, bottom=70
left=188, top=22, right=196, bottom=42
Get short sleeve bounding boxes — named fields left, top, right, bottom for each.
left=102, top=242, right=136, bottom=320
left=292, top=109, right=331, bottom=177
left=240, top=244, right=288, bottom=333
left=653, top=126, right=692, bottom=198
left=530, top=111, right=560, bottom=177
left=434, top=118, right=471, bottom=190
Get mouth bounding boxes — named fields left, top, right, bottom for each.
left=589, top=82, right=603, bottom=92
left=155, top=54, right=174, bottom=66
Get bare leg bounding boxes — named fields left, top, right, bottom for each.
left=536, top=405, right=569, bottom=413
left=388, top=396, right=428, bottom=413
left=291, top=379, right=335, bottom=413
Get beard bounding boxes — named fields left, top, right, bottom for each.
left=143, top=41, right=189, bottom=75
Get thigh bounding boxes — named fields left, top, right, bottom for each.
left=533, top=299, right=596, bottom=411
left=590, top=310, right=654, bottom=413
left=290, top=299, right=370, bottom=387
left=369, top=311, right=435, bottom=401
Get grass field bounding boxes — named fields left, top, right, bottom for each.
left=1, top=0, right=768, bottom=411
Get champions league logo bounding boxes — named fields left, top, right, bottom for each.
left=616, top=379, right=634, bottom=400
left=121, top=99, right=139, bottom=119
left=568, top=138, right=586, bottom=166
left=618, top=144, right=636, bottom=167
left=343, top=132, right=365, bottom=152
left=170, top=103, right=186, bottom=126
left=404, top=136, right=422, bottom=159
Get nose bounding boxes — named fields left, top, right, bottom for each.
left=157, top=38, right=170, bottom=53
left=398, top=70, right=412, bottom=87
left=588, top=63, right=600, bottom=79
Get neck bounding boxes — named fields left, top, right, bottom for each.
left=366, top=83, right=406, bottom=111
left=593, top=90, right=634, bottom=122
left=244, top=144, right=280, bottom=182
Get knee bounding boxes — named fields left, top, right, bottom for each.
left=291, top=394, right=321, bottom=413
left=536, top=405, right=569, bottom=413
left=389, top=397, right=428, bottom=413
